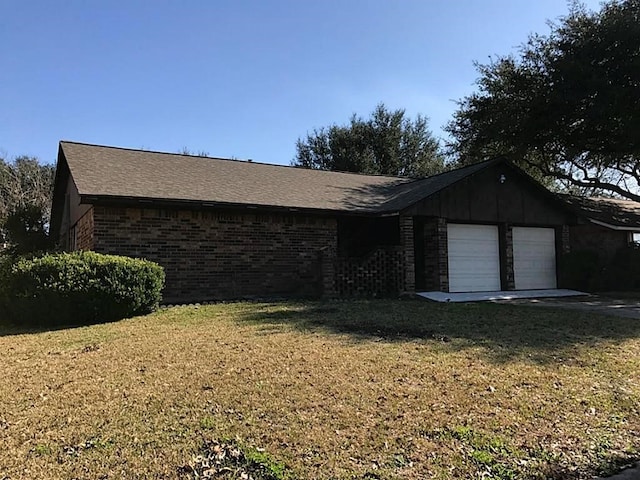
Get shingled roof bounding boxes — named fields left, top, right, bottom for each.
left=560, top=194, right=640, bottom=229
left=57, top=141, right=496, bottom=214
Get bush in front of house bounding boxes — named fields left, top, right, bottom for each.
left=558, top=249, right=602, bottom=291
left=1, top=251, right=165, bottom=328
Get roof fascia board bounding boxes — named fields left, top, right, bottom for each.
left=79, top=194, right=392, bottom=218
left=588, top=217, right=640, bottom=231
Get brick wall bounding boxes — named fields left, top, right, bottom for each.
left=399, top=216, right=415, bottom=292
left=319, top=245, right=337, bottom=297
left=570, top=223, right=629, bottom=262
left=421, top=217, right=448, bottom=291
left=500, top=224, right=515, bottom=290
left=334, top=247, right=405, bottom=297
left=91, top=206, right=337, bottom=302
left=560, top=225, right=571, bottom=254
left=75, top=207, right=94, bottom=250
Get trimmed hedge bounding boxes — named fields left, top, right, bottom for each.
left=0, top=251, right=165, bottom=327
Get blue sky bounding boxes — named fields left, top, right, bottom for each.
left=1, top=0, right=601, bottom=166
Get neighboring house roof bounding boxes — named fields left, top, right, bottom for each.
left=560, top=194, right=640, bottom=231
left=57, top=141, right=496, bottom=214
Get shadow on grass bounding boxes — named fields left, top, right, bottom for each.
left=0, top=316, right=126, bottom=337
left=235, top=299, right=640, bottom=363
left=543, top=451, right=639, bottom=480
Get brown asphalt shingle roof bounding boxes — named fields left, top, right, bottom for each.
left=59, top=141, right=495, bottom=214
left=560, top=194, right=640, bottom=228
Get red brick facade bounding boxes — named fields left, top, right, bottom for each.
left=75, top=208, right=94, bottom=250
left=66, top=205, right=421, bottom=302
left=570, top=223, right=630, bottom=262
left=74, top=205, right=583, bottom=300
left=334, top=247, right=405, bottom=297
left=91, top=206, right=337, bottom=302
left=561, top=225, right=571, bottom=254
left=420, top=217, right=449, bottom=292
left=399, top=216, right=415, bottom=292
left=499, top=225, right=515, bottom=290
left=68, top=203, right=584, bottom=301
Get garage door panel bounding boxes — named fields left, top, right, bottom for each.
left=513, top=227, right=557, bottom=290
left=447, top=224, right=501, bottom=293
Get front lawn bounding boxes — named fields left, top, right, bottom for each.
left=1, top=300, right=639, bottom=479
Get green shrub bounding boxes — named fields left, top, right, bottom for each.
left=1, top=251, right=165, bottom=327
left=558, top=250, right=602, bottom=292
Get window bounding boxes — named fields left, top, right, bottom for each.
left=68, top=225, right=77, bottom=251
left=337, top=216, right=400, bottom=257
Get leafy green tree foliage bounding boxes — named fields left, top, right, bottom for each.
left=447, top=0, right=640, bottom=199
left=4, top=205, right=50, bottom=254
left=0, top=156, right=55, bottom=250
left=294, top=104, right=445, bottom=177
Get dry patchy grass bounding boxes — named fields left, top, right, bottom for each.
left=1, top=300, right=639, bottom=479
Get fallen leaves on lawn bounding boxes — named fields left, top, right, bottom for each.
left=178, top=440, right=291, bottom=480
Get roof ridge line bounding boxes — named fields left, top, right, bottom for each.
left=59, top=140, right=417, bottom=182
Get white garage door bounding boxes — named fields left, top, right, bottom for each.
left=513, top=227, right=557, bottom=290
left=447, top=224, right=501, bottom=292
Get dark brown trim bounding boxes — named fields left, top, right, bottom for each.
left=80, top=194, right=403, bottom=218
left=49, top=145, right=70, bottom=241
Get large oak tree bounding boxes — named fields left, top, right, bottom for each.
left=294, top=104, right=445, bottom=177
left=447, top=0, right=640, bottom=199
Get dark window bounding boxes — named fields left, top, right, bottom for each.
left=337, top=216, right=400, bottom=257
left=68, top=225, right=77, bottom=251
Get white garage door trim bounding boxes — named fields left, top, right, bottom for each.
left=447, top=224, right=501, bottom=293
left=512, top=227, right=557, bottom=290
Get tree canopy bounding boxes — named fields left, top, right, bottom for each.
left=0, top=156, right=55, bottom=251
left=447, top=0, right=640, bottom=199
left=293, top=104, right=445, bottom=177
